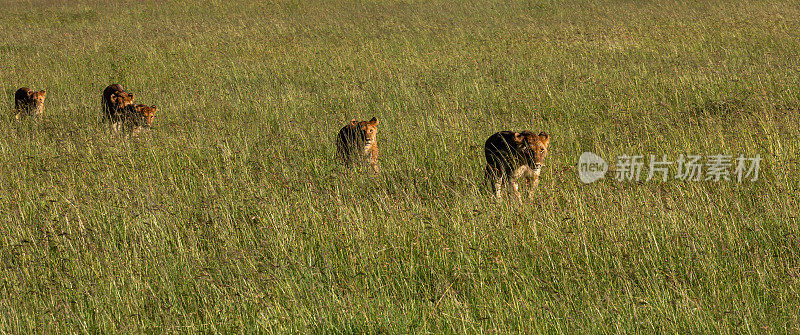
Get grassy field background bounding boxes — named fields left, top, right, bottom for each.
left=1, top=0, right=799, bottom=333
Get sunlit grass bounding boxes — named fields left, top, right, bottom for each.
left=0, top=0, right=798, bottom=333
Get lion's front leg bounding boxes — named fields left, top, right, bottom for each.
left=524, top=167, right=541, bottom=198
left=511, top=179, right=523, bottom=203
left=525, top=175, right=540, bottom=196
left=510, top=166, right=530, bottom=203
left=485, top=165, right=504, bottom=201
left=369, top=146, right=380, bottom=174
left=369, top=159, right=380, bottom=175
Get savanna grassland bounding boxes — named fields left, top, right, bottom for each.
left=1, top=0, right=799, bottom=333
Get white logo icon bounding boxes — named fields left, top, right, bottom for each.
left=578, top=152, right=608, bottom=184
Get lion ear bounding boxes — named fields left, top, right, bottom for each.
left=538, top=131, right=549, bottom=146
left=39, top=90, right=46, bottom=96
left=513, top=132, right=525, bottom=143
left=350, top=119, right=357, bottom=125
left=368, top=117, right=378, bottom=125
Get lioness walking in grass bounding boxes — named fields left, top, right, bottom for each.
left=102, top=84, right=135, bottom=130
left=336, top=117, right=380, bottom=174
left=484, top=130, right=549, bottom=201
left=13, top=87, right=46, bottom=119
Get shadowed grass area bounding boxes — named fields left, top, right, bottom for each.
left=0, top=0, right=799, bottom=333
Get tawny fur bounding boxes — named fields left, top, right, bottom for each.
left=484, top=130, right=550, bottom=201
left=14, top=87, right=46, bottom=119
left=120, top=104, right=157, bottom=136
left=336, top=117, right=380, bottom=173
left=102, top=84, right=135, bottom=128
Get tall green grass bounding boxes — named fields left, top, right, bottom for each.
left=0, top=0, right=798, bottom=333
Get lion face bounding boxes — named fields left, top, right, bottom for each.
left=133, top=104, right=157, bottom=127
left=359, top=117, right=378, bottom=141
left=29, top=90, right=46, bottom=114
left=515, top=131, right=549, bottom=168
left=29, top=90, right=46, bottom=106
left=110, top=92, right=135, bottom=109
left=347, top=117, right=378, bottom=142
left=13, top=88, right=46, bottom=118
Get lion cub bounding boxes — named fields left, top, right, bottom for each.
left=102, top=84, right=135, bottom=129
left=336, top=117, right=380, bottom=173
left=484, top=131, right=550, bottom=201
left=14, top=87, right=46, bottom=119
left=121, top=104, right=157, bottom=136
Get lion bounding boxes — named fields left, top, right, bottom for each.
left=102, top=84, right=135, bottom=128
left=484, top=130, right=549, bottom=201
left=336, top=117, right=380, bottom=173
left=14, top=87, right=46, bottom=119
left=121, top=104, right=157, bottom=136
